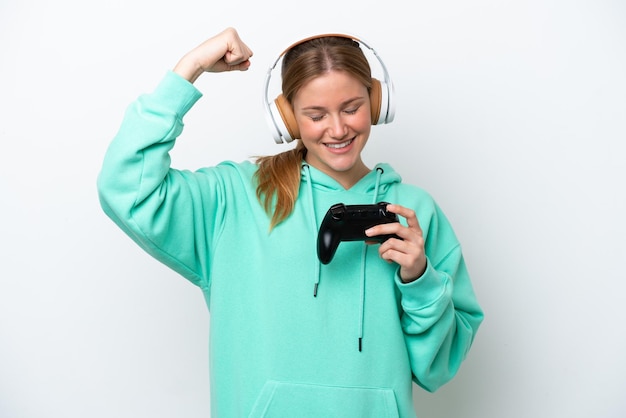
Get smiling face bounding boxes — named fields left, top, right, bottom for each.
left=293, top=70, right=372, bottom=189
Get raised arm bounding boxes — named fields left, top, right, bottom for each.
left=96, top=28, right=253, bottom=286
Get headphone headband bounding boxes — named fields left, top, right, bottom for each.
left=263, top=33, right=395, bottom=144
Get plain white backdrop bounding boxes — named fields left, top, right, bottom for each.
left=1, top=0, right=625, bottom=417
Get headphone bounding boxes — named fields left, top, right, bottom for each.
left=263, top=33, right=395, bottom=144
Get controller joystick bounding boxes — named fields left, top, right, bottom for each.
left=317, top=202, right=400, bottom=264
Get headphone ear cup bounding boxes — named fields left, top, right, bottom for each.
left=273, top=94, right=300, bottom=141
left=370, top=77, right=394, bottom=125
left=369, top=78, right=383, bottom=125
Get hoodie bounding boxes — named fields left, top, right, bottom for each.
left=97, top=71, right=484, bottom=418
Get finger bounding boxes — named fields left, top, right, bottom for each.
left=386, top=204, right=423, bottom=234
left=224, top=44, right=253, bottom=66
left=366, top=227, right=399, bottom=243
left=378, top=234, right=412, bottom=255
left=364, top=222, right=404, bottom=240
left=222, top=58, right=252, bottom=71
left=379, top=246, right=412, bottom=267
left=379, top=242, right=427, bottom=280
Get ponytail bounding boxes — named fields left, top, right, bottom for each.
left=255, top=141, right=307, bottom=229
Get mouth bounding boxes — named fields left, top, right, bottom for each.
left=324, top=138, right=354, bottom=149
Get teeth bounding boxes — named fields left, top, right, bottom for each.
left=326, top=139, right=353, bottom=149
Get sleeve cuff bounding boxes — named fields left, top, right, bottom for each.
left=149, top=71, right=203, bottom=118
left=395, top=259, right=450, bottom=309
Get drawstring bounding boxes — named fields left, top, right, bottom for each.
left=302, top=164, right=321, bottom=297
left=357, top=166, right=385, bottom=351
left=358, top=244, right=367, bottom=351
left=373, top=166, right=384, bottom=203
left=305, top=164, right=385, bottom=352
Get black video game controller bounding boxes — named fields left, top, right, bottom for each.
left=317, top=202, right=400, bottom=264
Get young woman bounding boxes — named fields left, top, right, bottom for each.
left=98, top=27, right=483, bottom=418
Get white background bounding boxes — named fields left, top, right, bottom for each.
left=1, top=0, right=625, bottom=417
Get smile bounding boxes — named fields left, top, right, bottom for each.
left=324, top=138, right=354, bottom=149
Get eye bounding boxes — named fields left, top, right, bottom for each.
left=343, top=104, right=362, bottom=115
left=309, top=114, right=325, bottom=122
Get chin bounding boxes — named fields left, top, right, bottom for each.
left=328, top=160, right=361, bottom=174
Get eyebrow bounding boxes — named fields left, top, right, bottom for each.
left=300, top=96, right=366, bottom=111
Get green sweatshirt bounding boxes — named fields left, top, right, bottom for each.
left=97, top=71, right=483, bottom=418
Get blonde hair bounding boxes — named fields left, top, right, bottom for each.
left=255, top=36, right=372, bottom=228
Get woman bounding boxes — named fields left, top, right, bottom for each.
left=97, top=27, right=483, bottom=418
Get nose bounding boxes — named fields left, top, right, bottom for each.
left=327, top=114, right=348, bottom=139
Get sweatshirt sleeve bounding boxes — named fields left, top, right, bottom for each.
left=395, top=203, right=484, bottom=392
left=97, top=71, right=217, bottom=289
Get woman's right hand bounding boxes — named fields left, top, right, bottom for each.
left=173, top=27, right=253, bottom=83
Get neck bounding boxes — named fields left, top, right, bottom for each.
left=335, top=163, right=371, bottom=190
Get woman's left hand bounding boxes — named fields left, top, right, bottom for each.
left=365, top=204, right=427, bottom=283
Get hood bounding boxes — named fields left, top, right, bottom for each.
left=300, top=162, right=402, bottom=196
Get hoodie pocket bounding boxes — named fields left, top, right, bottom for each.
left=248, top=380, right=400, bottom=418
